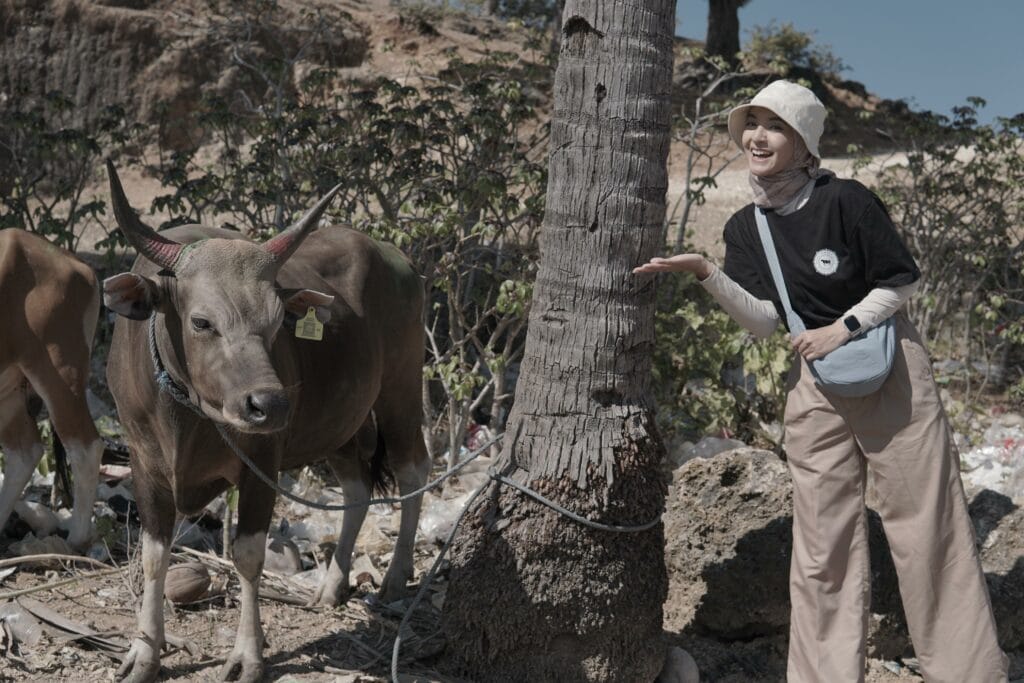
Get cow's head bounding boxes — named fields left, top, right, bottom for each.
left=103, top=161, right=338, bottom=434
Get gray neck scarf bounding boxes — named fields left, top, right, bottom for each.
left=748, top=137, right=834, bottom=209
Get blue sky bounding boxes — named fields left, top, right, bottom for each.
left=675, top=1, right=1024, bottom=124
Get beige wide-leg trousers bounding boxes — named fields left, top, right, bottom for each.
left=783, top=313, right=1008, bottom=683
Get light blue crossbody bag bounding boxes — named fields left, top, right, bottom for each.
left=754, top=207, right=895, bottom=398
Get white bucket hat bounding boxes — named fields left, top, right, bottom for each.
left=727, top=80, right=827, bottom=159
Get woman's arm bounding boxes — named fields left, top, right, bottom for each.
left=791, top=279, right=920, bottom=360
left=699, top=266, right=779, bottom=338
left=633, top=256, right=780, bottom=338
left=843, top=280, right=920, bottom=332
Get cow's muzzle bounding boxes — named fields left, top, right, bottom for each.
left=238, top=388, right=290, bottom=432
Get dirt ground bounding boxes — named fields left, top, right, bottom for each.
left=6, top=463, right=1009, bottom=683
left=0, top=494, right=452, bottom=683
left=4, top=554, right=996, bottom=683
left=0, top=531, right=940, bottom=683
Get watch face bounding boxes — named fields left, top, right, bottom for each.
left=844, top=315, right=860, bottom=333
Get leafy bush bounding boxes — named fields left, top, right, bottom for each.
left=742, top=21, right=848, bottom=80
left=865, top=101, right=1024, bottom=398
left=137, top=43, right=547, bottom=466
left=658, top=59, right=788, bottom=446
left=489, top=0, right=560, bottom=26
left=0, top=91, right=138, bottom=257
left=653, top=273, right=790, bottom=447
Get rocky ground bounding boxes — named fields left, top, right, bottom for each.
left=0, top=450, right=483, bottom=683
left=1, top=402, right=1021, bottom=682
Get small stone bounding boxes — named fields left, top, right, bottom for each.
left=882, top=660, right=901, bottom=674
left=349, top=554, right=382, bottom=586
left=997, top=412, right=1024, bottom=428
left=10, top=532, right=72, bottom=557
left=264, top=535, right=302, bottom=576
left=657, top=647, right=700, bottom=683
left=13, top=500, right=59, bottom=537
left=164, top=562, right=212, bottom=604
left=671, top=436, right=746, bottom=468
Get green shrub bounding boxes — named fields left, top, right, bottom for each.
left=652, top=273, right=790, bottom=447
left=742, top=21, right=848, bottom=80
left=0, top=91, right=139, bottom=257
left=137, top=45, right=547, bottom=466
left=867, top=101, right=1023, bottom=397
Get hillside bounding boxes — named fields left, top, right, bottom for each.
left=1, top=0, right=922, bottom=257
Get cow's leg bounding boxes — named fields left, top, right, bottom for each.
left=22, top=354, right=103, bottom=551
left=312, top=438, right=372, bottom=607
left=221, top=468, right=275, bottom=683
left=59, top=281, right=103, bottom=551
left=0, top=382, right=45, bottom=537
left=118, top=465, right=174, bottom=683
left=59, top=436, right=103, bottom=550
left=378, top=422, right=430, bottom=602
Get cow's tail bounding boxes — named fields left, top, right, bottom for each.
left=52, top=429, right=73, bottom=508
left=368, top=418, right=395, bottom=497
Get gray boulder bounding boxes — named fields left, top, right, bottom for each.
left=663, top=448, right=1023, bottom=663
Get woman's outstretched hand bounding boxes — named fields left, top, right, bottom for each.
left=633, top=254, right=713, bottom=280
left=791, top=320, right=851, bottom=361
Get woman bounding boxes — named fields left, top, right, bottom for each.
left=636, top=80, right=1008, bottom=683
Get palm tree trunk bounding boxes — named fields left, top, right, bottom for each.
left=705, top=0, right=744, bottom=65
left=441, top=1, right=676, bottom=680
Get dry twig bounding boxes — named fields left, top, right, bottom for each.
left=0, top=568, right=124, bottom=600
left=0, top=553, right=114, bottom=570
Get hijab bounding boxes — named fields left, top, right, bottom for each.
left=748, top=134, right=834, bottom=211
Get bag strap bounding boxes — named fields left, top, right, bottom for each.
left=753, top=208, right=806, bottom=334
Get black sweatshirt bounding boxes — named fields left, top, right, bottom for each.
left=722, top=176, right=921, bottom=331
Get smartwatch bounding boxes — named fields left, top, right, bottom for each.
left=843, top=314, right=861, bottom=335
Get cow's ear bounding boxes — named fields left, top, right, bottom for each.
left=282, top=289, right=334, bottom=324
left=103, top=273, right=162, bottom=320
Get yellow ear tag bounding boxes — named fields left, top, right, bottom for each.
left=295, top=307, right=324, bottom=341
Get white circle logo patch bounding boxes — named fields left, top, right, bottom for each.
left=813, top=249, right=839, bottom=275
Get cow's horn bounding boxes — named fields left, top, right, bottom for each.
left=263, top=184, right=343, bottom=265
left=106, top=160, right=183, bottom=271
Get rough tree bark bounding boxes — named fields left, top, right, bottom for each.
left=705, top=0, right=749, bottom=65
left=441, top=1, right=676, bottom=681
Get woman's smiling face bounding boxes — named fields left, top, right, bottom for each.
left=741, top=106, right=798, bottom=177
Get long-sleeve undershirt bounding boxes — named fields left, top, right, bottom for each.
left=698, top=265, right=919, bottom=339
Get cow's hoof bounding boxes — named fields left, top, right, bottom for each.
left=309, top=579, right=349, bottom=608
left=116, top=637, right=161, bottom=683
left=378, top=572, right=413, bottom=604
left=219, top=652, right=264, bottom=683
left=67, top=530, right=95, bottom=554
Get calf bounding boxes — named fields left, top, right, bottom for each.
left=103, top=163, right=429, bottom=683
left=0, top=229, right=103, bottom=551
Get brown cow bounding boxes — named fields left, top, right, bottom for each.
left=0, top=229, right=103, bottom=552
left=102, top=163, right=429, bottom=683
